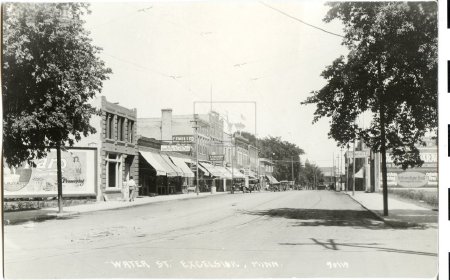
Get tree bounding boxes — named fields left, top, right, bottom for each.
left=258, top=136, right=305, bottom=183
left=237, top=132, right=305, bottom=183
left=300, top=161, right=323, bottom=189
left=302, top=2, right=437, bottom=215
left=3, top=3, right=111, bottom=210
left=3, top=3, right=111, bottom=164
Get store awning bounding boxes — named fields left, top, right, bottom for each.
left=191, top=163, right=209, bottom=176
left=355, top=167, right=364, bottom=178
left=266, top=174, right=279, bottom=184
left=199, top=162, right=223, bottom=177
left=225, top=167, right=246, bottom=179
left=214, top=165, right=233, bottom=179
left=239, top=169, right=258, bottom=179
left=140, top=151, right=178, bottom=177
left=248, top=170, right=258, bottom=179
left=160, top=154, right=184, bottom=177
left=169, top=156, right=195, bottom=178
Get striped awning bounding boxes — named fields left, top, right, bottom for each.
left=266, top=174, right=280, bottom=184
left=225, top=167, right=245, bottom=179
left=199, top=162, right=223, bottom=177
left=160, top=154, right=184, bottom=177
left=169, top=156, right=195, bottom=178
left=214, top=165, right=233, bottom=179
left=140, top=151, right=178, bottom=177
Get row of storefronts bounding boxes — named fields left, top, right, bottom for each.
left=342, top=138, right=437, bottom=192
left=3, top=96, right=280, bottom=201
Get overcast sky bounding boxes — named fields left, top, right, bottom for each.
left=84, top=0, right=349, bottom=168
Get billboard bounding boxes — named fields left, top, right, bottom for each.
left=346, top=150, right=369, bottom=158
left=386, top=171, right=437, bottom=188
left=172, top=135, right=194, bottom=143
left=3, top=148, right=97, bottom=197
left=209, top=154, right=224, bottom=161
left=161, top=145, right=191, bottom=152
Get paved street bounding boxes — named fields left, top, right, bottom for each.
left=4, top=190, right=437, bottom=278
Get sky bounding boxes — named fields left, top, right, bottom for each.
left=83, top=0, right=349, bottom=168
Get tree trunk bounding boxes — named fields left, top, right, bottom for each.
left=56, top=143, right=63, bottom=213
left=377, top=57, right=389, bottom=216
left=379, top=100, right=389, bottom=216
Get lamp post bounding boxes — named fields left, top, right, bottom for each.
left=352, top=139, right=356, bottom=196
left=191, top=115, right=200, bottom=196
left=291, top=156, right=294, bottom=184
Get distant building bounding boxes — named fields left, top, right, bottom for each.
left=318, top=167, right=336, bottom=188
left=137, top=109, right=224, bottom=161
left=138, top=109, right=232, bottom=192
left=259, top=158, right=277, bottom=189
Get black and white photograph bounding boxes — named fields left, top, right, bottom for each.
left=2, top=1, right=439, bottom=279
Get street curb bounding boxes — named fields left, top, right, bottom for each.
left=4, top=192, right=230, bottom=225
left=343, top=192, right=426, bottom=228
left=344, top=192, right=386, bottom=222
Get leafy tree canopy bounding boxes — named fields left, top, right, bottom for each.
left=239, top=132, right=305, bottom=182
left=3, top=3, right=112, bottom=167
left=302, top=2, right=437, bottom=169
left=300, top=161, right=324, bottom=187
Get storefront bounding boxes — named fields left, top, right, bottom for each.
left=138, top=136, right=196, bottom=195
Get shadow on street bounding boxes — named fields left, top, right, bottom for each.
left=240, top=208, right=432, bottom=230
left=4, top=210, right=80, bottom=226
left=279, top=238, right=437, bottom=257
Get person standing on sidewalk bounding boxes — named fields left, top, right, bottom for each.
left=128, top=176, right=137, bottom=202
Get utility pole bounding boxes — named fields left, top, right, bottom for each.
left=346, top=145, right=349, bottom=193
left=291, top=156, right=294, bottom=184
left=231, top=139, right=235, bottom=194
left=340, top=147, right=343, bottom=192
left=56, top=142, right=63, bottom=213
left=332, top=152, right=335, bottom=191
left=194, top=117, right=199, bottom=196
left=339, top=154, right=342, bottom=191
left=352, top=139, right=356, bottom=196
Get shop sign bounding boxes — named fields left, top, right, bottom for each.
left=3, top=149, right=96, bottom=197
left=172, top=135, right=194, bottom=143
left=397, top=171, right=428, bottom=188
left=161, top=145, right=191, bottom=152
left=346, top=151, right=369, bottom=158
left=420, top=152, right=437, bottom=163
left=209, top=155, right=224, bottom=161
left=387, top=151, right=437, bottom=164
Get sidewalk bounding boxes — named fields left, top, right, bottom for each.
left=4, top=192, right=228, bottom=225
left=346, top=191, right=438, bottom=227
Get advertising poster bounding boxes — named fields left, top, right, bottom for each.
left=3, top=148, right=96, bottom=197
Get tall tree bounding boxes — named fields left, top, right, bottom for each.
left=238, top=132, right=305, bottom=183
left=300, top=161, right=324, bottom=189
left=3, top=3, right=111, bottom=166
left=258, top=136, right=304, bottom=182
left=302, top=2, right=437, bottom=215
left=3, top=3, right=111, bottom=210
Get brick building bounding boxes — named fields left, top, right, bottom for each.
left=76, top=96, right=138, bottom=201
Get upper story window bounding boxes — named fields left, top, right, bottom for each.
left=128, top=120, right=134, bottom=143
left=106, top=113, right=114, bottom=139
left=117, top=117, right=125, bottom=141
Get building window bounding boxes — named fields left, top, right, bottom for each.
left=106, top=114, right=114, bottom=139
left=106, top=153, right=121, bottom=188
left=117, top=117, right=125, bottom=141
left=108, top=161, right=117, bottom=187
left=128, top=120, right=134, bottom=143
